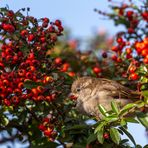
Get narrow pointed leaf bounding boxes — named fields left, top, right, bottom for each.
left=98, top=105, right=109, bottom=117
left=110, top=128, right=121, bottom=145
left=119, top=127, right=136, bottom=146
left=125, top=118, right=139, bottom=124
left=94, top=121, right=105, bottom=134
left=111, top=101, right=119, bottom=114
left=119, top=103, right=137, bottom=116
left=97, top=126, right=104, bottom=144
left=87, top=133, right=97, bottom=144
left=136, top=112, right=148, bottom=128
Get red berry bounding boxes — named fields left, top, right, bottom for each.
left=128, top=28, right=134, bottom=34
left=126, top=10, right=133, bottom=19
left=46, top=96, right=52, bottom=101
left=28, top=34, right=35, bottom=41
left=141, top=49, right=148, bottom=57
left=2, top=24, right=15, bottom=33
left=126, top=48, right=132, bottom=54
left=48, top=26, right=55, bottom=33
left=93, top=67, right=101, bottom=74
left=111, top=46, right=118, bottom=52
left=54, top=57, right=62, bottom=65
left=3, top=79, right=9, bottom=86
left=44, top=129, right=52, bottom=137
left=55, top=20, right=61, bottom=26
left=112, top=55, right=117, bottom=61
left=21, top=30, right=28, bottom=37
left=143, top=57, right=148, bottom=64
left=12, top=96, right=19, bottom=105
left=117, top=58, right=122, bottom=63
left=129, top=66, right=137, bottom=73
left=51, top=93, right=56, bottom=101
left=0, top=86, right=6, bottom=93
left=37, top=86, right=44, bottom=93
left=31, top=88, right=38, bottom=96
left=7, top=87, right=13, bottom=93
left=43, top=18, right=49, bottom=23
left=60, top=63, right=70, bottom=72
left=28, top=52, right=35, bottom=60
left=116, top=37, right=123, bottom=43
left=126, top=54, right=132, bottom=59
left=103, top=133, right=109, bottom=139
left=40, top=37, right=46, bottom=43
left=7, top=10, right=14, bottom=17
left=43, top=117, right=49, bottom=123
left=26, top=72, right=33, bottom=79
left=0, top=62, right=4, bottom=69
left=58, top=25, right=64, bottom=32
left=67, top=71, right=75, bottom=77
left=37, top=95, right=44, bottom=101
left=129, top=73, right=139, bottom=80
left=102, top=51, right=108, bottom=58
left=4, top=99, right=11, bottom=106
left=18, top=69, right=26, bottom=77
left=38, top=124, right=46, bottom=131
left=18, top=82, right=24, bottom=89
left=142, top=11, right=148, bottom=22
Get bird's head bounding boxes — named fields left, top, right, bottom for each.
left=69, top=77, right=93, bottom=100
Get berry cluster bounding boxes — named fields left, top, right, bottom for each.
left=0, top=8, right=68, bottom=142
left=0, top=8, right=64, bottom=107
left=38, top=116, right=57, bottom=141
left=135, top=37, right=148, bottom=64
left=54, top=57, right=75, bottom=76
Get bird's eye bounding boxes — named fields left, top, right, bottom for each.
left=76, top=88, right=81, bottom=92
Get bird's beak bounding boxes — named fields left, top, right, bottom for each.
left=68, top=93, right=78, bottom=100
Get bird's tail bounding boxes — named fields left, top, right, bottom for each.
left=130, top=90, right=143, bottom=100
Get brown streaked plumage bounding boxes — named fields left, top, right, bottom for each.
left=71, top=77, right=141, bottom=118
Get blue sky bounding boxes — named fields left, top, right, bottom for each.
left=0, top=0, right=124, bottom=38
left=0, top=0, right=147, bottom=147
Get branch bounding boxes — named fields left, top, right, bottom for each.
left=25, top=106, right=41, bottom=122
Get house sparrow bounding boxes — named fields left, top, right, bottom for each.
left=70, top=77, right=141, bottom=118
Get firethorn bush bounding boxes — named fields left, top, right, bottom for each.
left=0, top=0, right=148, bottom=147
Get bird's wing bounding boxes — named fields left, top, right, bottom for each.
left=97, top=78, right=141, bottom=99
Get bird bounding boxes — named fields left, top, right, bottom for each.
left=70, top=76, right=141, bottom=118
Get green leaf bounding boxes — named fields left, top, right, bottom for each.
left=98, top=105, right=109, bottom=117
left=87, top=133, right=97, bottom=144
left=109, top=128, right=121, bottom=145
left=144, top=144, right=148, bottom=148
left=1, top=115, right=9, bottom=126
left=24, top=80, right=43, bottom=89
left=105, top=116, right=118, bottom=122
left=136, top=101, right=145, bottom=108
left=97, top=126, right=104, bottom=144
left=142, top=90, right=148, bottom=98
left=120, top=119, right=127, bottom=126
left=119, top=127, right=136, bottom=146
left=119, top=103, right=137, bottom=116
left=136, top=112, right=148, bottom=128
left=136, top=145, right=143, bottom=148
left=111, top=101, right=119, bottom=114
left=114, top=17, right=130, bottom=28
left=120, top=139, right=129, bottom=144
left=125, top=118, right=139, bottom=124
left=94, top=121, right=106, bottom=134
